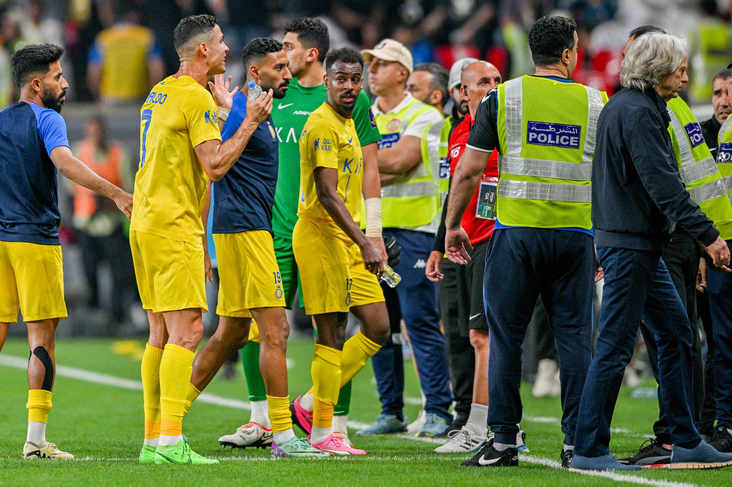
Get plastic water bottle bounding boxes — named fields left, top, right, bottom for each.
left=380, top=263, right=401, bottom=288
left=248, top=80, right=262, bottom=100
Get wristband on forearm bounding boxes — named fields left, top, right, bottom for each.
left=365, top=197, right=382, bottom=237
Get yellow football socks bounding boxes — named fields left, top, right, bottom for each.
left=27, top=389, right=52, bottom=423
left=141, top=343, right=163, bottom=440
left=159, top=344, right=194, bottom=437
left=266, top=395, right=292, bottom=433
left=182, top=382, right=201, bottom=417
left=340, top=331, right=381, bottom=385
left=311, top=344, right=341, bottom=428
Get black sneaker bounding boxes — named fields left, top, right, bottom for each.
left=461, top=439, right=518, bottom=467
left=560, top=448, right=574, bottom=468
left=710, top=425, right=732, bottom=453
left=618, top=437, right=671, bottom=465
left=446, top=415, right=468, bottom=436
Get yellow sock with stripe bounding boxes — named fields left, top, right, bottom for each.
left=311, top=344, right=341, bottom=443
left=267, top=395, right=295, bottom=443
left=26, top=389, right=52, bottom=446
left=340, top=331, right=381, bottom=385
left=141, top=343, right=163, bottom=446
left=183, top=382, right=201, bottom=417
left=159, top=344, right=194, bottom=443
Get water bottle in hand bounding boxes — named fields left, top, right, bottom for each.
left=379, top=264, right=401, bottom=288
left=248, top=80, right=262, bottom=100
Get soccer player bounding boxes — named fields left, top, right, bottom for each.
left=219, top=17, right=383, bottom=449
left=180, top=37, right=326, bottom=458
left=1, top=43, right=132, bottom=459
left=131, top=14, right=267, bottom=465
left=294, top=47, right=389, bottom=455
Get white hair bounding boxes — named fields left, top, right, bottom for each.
left=620, top=32, right=687, bottom=91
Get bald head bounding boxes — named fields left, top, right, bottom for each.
left=461, top=61, right=502, bottom=118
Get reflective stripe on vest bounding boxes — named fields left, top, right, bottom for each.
left=667, top=97, right=732, bottom=240
left=421, top=118, right=451, bottom=204
left=496, top=76, right=604, bottom=229
left=375, top=96, right=442, bottom=231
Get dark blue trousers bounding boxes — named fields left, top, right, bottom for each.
left=484, top=228, right=593, bottom=445
left=707, top=257, right=732, bottom=428
left=370, top=229, right=453, bottom=420
left=574, top=247, right=699, bottom=457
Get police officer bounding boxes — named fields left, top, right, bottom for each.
left=445, top=16, right=606, bottom=467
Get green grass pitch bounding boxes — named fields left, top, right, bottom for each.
left=0, top=337, right=730, bottom=487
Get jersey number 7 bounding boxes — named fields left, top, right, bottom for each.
left=140, top=109, right=153, bottom=168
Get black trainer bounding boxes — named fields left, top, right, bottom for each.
left=446, top=414, right=468, bottom=436
left=710, top=425, right=732, bottom=453
left=560, top=448, right=574, bottom=468
left=618, top=437, right=671, bottom=465
left=461, top=439, right=518, bottom=467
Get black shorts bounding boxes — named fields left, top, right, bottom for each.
left=456, top=238, right=490, bottom=333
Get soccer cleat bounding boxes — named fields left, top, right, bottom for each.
left=669, top=439, right=732, bottom=469
left=291, top=396, right=313, bottom=434
left=271, top=437, right=330, bottom=458
left=357, top=413, right=407, bottom=435
left=571, top=453, right=641, bottom=471
left=618, top=437, right=671, bottom=465
left=461, top=439, right=518, bottom=467
left=23, top=441, right=73, bottom=460
left=434, top=427, right=488, bottom=454
left=333, top=430, right=354, bottom=448
left=154, top=438, right=219, bottom=465
left=417, top=413, right=449, bottom=438
left=516, top=429, right=529, bottom=452
left=139, top=444, right=156, bottom=464
left=311, top=434, right=366, bottom=455
left=218, top=422, right=273, bottom=448
left=561, top=448, right=574, bottom=468
left=710, top=425, right=732, bottom=453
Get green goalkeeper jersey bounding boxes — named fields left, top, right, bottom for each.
left=270, top=77, right=381, bottom=239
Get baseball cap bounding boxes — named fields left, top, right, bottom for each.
left=448, top=58, right=478, bottom=91
left=362, top=39, right=414, bottom=73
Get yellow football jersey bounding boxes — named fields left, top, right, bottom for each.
left=130, top=75, right=221, bottom=241
left=298, top=102, right=364, bottom=227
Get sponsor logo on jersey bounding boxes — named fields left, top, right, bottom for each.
left=315, top=138, right=333, bottom=151
left=277, top=103, right=294, bottom=109
left=526, top=121, right=581, bottom=149
left=684, top=122, right=705, bottom=148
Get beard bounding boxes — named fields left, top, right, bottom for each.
left=41, top=87, right=66, bottom=113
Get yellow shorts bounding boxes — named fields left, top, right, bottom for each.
left=129, top=229, right=207, bottom=313
left=214, top=231, right=286, bottom=318
left=0, top=241, right=67, bottom=323
left=293, top=218, right=384, bottom=315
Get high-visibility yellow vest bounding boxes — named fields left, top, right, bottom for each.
left=495, top=75, right=606, bottom=229
left=420, top=117, right=452, bottom=207
left=667, top=97, right=732, bottom=240
left=375, top=97, right=442, bottom=231
left=717, top=115, right=732, bottom=238
left=690, top=20, right=732, bottom=103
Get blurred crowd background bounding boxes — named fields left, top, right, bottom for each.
left=1, top=0, right=731, bottom=386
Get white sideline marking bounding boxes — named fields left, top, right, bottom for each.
left=0, top=355, right=704, bottom=487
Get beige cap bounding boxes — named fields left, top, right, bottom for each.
left=448, top=57, right=478, bottom=91
left=362, top=38, right=414, bottom=73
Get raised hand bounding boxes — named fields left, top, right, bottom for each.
left=208, top=74, right=238, bottom=109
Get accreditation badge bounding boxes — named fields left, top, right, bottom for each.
left=476, top=176, right=498, bottom=220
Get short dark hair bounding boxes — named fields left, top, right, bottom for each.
left=173, top=14, right=217, bottom=54
left=713, top=67, right=732, bottom=83
left=11, top=43, right=64, bottom=88
left=528, top=16, right=577, bottom=67
left=414, top=62, right=448, bottom=105
left=241, top=38, right=284, bottom=73
left=628, top=25, right=666, bottom=39
left=324, top=47, right=364, bottom=72
left=283, top=17, right=330, bottom=64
